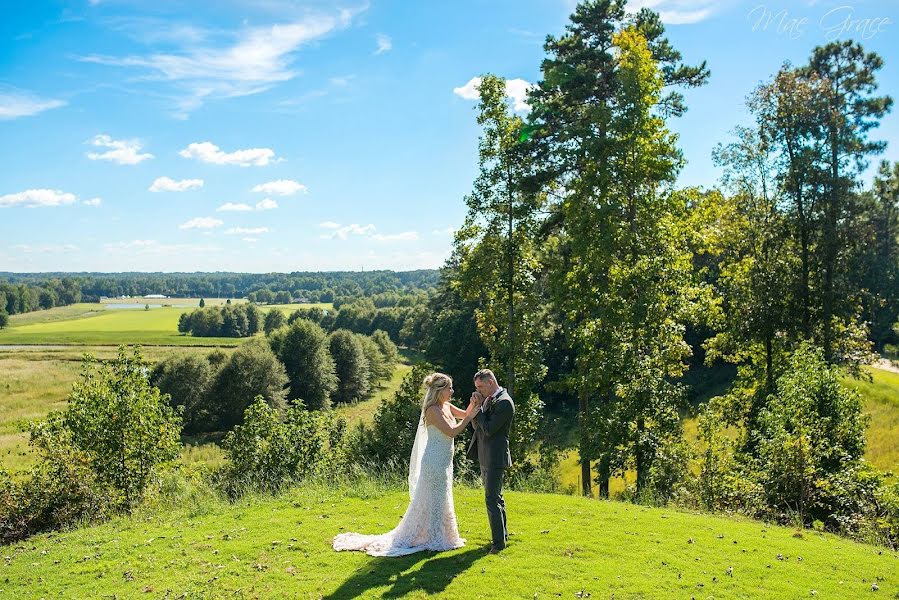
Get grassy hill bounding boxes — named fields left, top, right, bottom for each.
left=2, top=483, right=896, bottom=598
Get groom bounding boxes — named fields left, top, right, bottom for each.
left=466, top=368, right=515, bottom=554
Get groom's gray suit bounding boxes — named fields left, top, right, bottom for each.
left=466, top=387, right=514, bottom=549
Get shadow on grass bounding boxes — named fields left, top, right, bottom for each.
left=323, top=546, right=485, bottom=599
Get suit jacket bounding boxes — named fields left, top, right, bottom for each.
left=466, top=388, right=514, bottom=469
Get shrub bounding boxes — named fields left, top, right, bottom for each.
left=151, top=353, right=219, bottom=434
left=220, top=396, right=346, bottom=497
left=208, top=339, right=289, bottom=430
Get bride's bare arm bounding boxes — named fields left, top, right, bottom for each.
left=447, top=401, right=468, bottom=419
left=426, top=405, right=474, bottom=438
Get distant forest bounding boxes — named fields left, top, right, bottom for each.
left=0, top=270, right=440, bottom=309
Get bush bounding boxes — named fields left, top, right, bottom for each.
left=219, top=396, right=346, bottom=498
left=0, top=346, right=182, bottom=543
left=151, top=353, right=219, bottom=434
left=263, top=309, right=286, bottom=334
left=208, top=339, right=289, bottom=430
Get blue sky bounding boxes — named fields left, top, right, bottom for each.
left=1, top=0, right=897, bottom=273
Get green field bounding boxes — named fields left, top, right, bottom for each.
left=0, top=301, right=332, bottom=346
left=2, top=482, right=896, bottom=598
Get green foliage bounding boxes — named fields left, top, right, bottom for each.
left=180, top=304, right=259, bottom=337
left=220, top=396, right=346, bottom=497
left=150, top=353, right=218, bottom=434
left=208, top=339, right=289, bottom=429
left=0, top=308, right=8, bottom=329
left=199, top=298, right=205, bottom=308
left=268, top=318, right=337, bottom=410
left=263, top=308, right=286, bottom=334
left=371, top=329, right=399, bottom=379
left=329, top=329, right=371, bottom=404
left=348, top=363, right=474, bottom=477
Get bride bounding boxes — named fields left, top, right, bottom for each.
left=332, top=372, right=479, bottom=556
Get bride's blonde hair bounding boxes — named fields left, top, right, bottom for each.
left=421, top=372, right=452, bottom=420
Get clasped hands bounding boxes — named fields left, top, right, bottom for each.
left=467, top=391, right=484, bottom=413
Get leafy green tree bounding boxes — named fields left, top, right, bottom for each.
left=799, top=41, right=893, bottom=364
left=329, top=329, right=370, bottom=404
left=199, top=298, right=206, bottom=308
left=356, top=333, right=386, bottom=392
left=528, top=6, right=708, bottom=495
left=371, top=329, right=399, bottom=379
left=263, top=309, right=286, bottom=335
left=245, top=302, right=262, bottom=335
left=208, top=339, right=288, bottom=429
left=0, top=309, right=8, bottom=329
left=150, top=353, right=219, bottom=433
left=268, top=318, right=337, bottom=410
left=34, top=346, right=183, bottom=510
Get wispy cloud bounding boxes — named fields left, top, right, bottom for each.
left=624, top=0, right=721, bottom=24
left=180, top=142, right=279, bottom=166
left=216, top=202, right=253, bottom=212
left=80, top=8, right=366, bottom=115
left=375, top=33, right=392, bottom=55
left=83, top=197, right=102, bottom=207
left=250, top=179, right=306, bottom=195
left=149, top=176, right=203, bottom=192
left=225, top=226, right=269, bottom=235
left=14, top=243, right=80, bottom=253
left=179, top=217, right=223, bottom=229
left=453, top=76, right=534, bottom=112
left=318, top=222, right=417, bottom=242
left=256, top=198, right=278, bottom=210
left=0, top=90, right=66, bottom=120
left=1, top=189, right=77, bottom=208
left=87, top=134, right=154, bottom=165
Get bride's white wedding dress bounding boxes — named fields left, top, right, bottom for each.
left=332, top=414, right=466, bottom=557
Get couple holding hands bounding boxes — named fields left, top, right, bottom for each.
left=333, top=368, right=514, bottom=556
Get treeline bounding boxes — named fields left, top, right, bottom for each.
left=154, top=320, right=399, bottom=432
left=408, top=4, right=899, bottom=542
left=1, top=270, right=439, bottom=304
left=0, top=279, right=82, bottom=326
left=177, top=301, right=262, bottom=338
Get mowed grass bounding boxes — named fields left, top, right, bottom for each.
left=2, top=483, right=896, bottom=598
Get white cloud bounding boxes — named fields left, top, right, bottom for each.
left=453, top=76, right=534, bottom=112
left=83, top=197, right=102, bottom=207
left=371, top=231, right=419, bottom=242
left=86, top=134, right=154, bottom=165
left=149, top=176, right=204, bottom=192
left=319, top=222, right=417, bottom=242
left=179, top=217, right=223, bottom=229
left=103, top=239, right=221, bottom=255
left=217, top=202, right=253, bottom=212
left=624, top=0, right=720, bottom=24
left=0, top=188, right=77, bottom=208
left=375, top=33, right=392, bottom=55
left=79, top=9, right=365, bottom=115
left=432, top=227, right=455, bottom=235
left=250, top=179, right=306, bottom=195
left=14, top=243, right=80, bottom=253
left=242, top=237, right=258, bottom=243
left=0, top=90, right=66, bottom=120
left=180, top=142, right=279, bottom=166
left=225, top=226, right=269, bottom=235
left=256, top=198, right=278, bottom=210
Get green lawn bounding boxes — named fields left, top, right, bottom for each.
left=2, top=483, right=896, bottom=598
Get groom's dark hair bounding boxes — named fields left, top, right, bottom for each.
left=474, top=368, right=496, bottom=383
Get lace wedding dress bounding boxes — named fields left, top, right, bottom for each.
left=332, top=414, right=466, bottom=556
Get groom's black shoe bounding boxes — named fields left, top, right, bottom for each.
left=488, top=544, right=505, bottom=554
